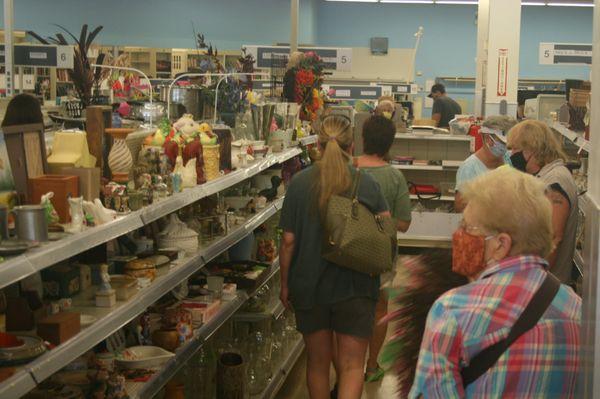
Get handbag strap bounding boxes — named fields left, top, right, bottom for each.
left=461, top=272, right=561, bottom=387
left=351, top=169, right=362, bottom=201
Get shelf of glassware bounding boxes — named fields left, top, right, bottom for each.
left=127, top=294, right=249, bottom=399
left=128, top=258, right=282, bottom=398
left=252, top=337, right=305, bottom=399
left=0, top=147, right=301, bottom=292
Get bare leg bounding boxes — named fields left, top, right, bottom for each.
left=336, top=332, right=369, bottom=399
left=366, top=293, right=388, bottom=371
left=304, top=329, right=333, bottom=399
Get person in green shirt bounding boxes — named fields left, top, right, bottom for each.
left=356, top=115, right=412, bottom=383
left=279, top=114, right=390, bottom=399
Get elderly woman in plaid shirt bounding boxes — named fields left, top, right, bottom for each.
left=410, top=167, right=581, bottom=398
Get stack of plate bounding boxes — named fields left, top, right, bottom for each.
left=0, top=334, right=46, bottom=366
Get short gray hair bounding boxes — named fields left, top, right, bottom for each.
left=483, top=115, right=517, bottom=133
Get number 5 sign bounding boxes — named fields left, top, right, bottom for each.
left=336, top=49, right=352, bottom=72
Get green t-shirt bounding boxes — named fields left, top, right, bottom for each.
left=279, top=166, right=388, bottom=310
left=361, top=165, right=412, bottom=223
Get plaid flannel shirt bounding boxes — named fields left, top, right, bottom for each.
left=409, top=255, right=581, bottom=399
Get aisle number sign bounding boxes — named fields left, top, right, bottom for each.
left=497, top=48, right=508, bottom=97
left=243, top=45, right=352, bottom=72
left=0, top=44, right=74, bottom=68
left=539, top=43, right=592, bottom=65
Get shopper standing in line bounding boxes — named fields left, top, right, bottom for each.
left=410, top=167, right=580, bottom=398
left=355, top=115, right=412, bottom=382
left=454, top=115, right=518, bottom=212
left=428, top=83, right=462, bottom=128
left=506, top=120, right=579, bottom=284
left=279, top=114, right=390, bottom=399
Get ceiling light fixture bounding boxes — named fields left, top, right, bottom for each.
left=324, top=0, right=594, bottom=5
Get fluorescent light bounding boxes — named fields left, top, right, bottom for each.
left=380, top=0, right=434, bottom=3
left=436, top=0, right=478, bottom=3
left=325, top=0, right=378, bottom=2
left=547, top=2, right=594, bottom=6
left=522, top=2, right=546, bottom=5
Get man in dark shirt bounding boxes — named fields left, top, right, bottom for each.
left=428, top=83, right=462, bottom=128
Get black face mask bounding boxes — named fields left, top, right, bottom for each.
left=510, top=151, right=528, bottom=172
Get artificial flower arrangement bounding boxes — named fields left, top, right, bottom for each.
left=289, top=52, right=326, bottom=121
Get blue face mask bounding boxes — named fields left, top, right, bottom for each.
left=486, top=135, right=507, bottom=158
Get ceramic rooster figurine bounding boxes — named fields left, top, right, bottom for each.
left=258, top=176, right=282, bottom=202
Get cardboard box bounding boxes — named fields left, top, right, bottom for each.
left=57, top=167, right=101, bottom=201
left=37, top=311, right=80, bottom=345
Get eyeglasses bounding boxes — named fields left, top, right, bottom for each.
left=458, top=219, right=497, bottom=238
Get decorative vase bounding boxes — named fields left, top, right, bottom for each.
left=217, top=352, right=246, bottom=399
left=203, top=145, right=221, bottom=181
left=106, top=128, right=135, bottom=183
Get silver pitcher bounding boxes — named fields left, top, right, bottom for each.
left=251, top=104, right=276, bottom=142
left=12, top=205, right=48, bottom=242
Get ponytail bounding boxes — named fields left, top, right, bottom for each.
left=314, top=115, right=354, bottom=218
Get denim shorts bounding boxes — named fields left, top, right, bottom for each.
left=294, top=297, right=377, bottom=338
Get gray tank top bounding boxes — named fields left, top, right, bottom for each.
left=537, top=159, right=578, bottom=282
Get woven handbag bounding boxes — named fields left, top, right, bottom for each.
left=322, top=170, right=397, bottom=276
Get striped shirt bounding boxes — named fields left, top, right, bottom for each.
left=409, top=255, right=581, bottom=398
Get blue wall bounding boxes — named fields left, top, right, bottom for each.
left=317, top=1, right=593, bottom=81
left=2, top=0, right=317, bottom=49
left=1, top=0, right=593, bottom=81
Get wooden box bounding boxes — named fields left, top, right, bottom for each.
left=37, top=311, right=80, bottom=345
left=57, top=167, right=101, bottom=201
left=2, top=123, right=49, bottom=204
left=29, top=175, right=79, bottom=223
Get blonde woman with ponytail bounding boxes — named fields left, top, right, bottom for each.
left=279, top=114, right=390, bottom=399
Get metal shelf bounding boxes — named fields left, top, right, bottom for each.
left=1, top=199, right=285, bottom=396
left=130, top=259, right=283, bottom=398
left=299, top=135, right=318, bottom=146
left=252, top=337, right=305, bottom=399
left=0, top=147, right=301, bottom=291
left=551, top=122, right=590, bottom=153
left=131, top=294, right=250, bottom=399
left=0, top=367, right=37, bottom=399
left=234, top=296, right=285, bottom=322
left=410, top=195, right=455, bottom=201
left=396, top=133, right=473, bottom=142
left=392, top=162, right=462, bottom=171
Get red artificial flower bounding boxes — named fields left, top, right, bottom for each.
left=295, top=69, right=315, bottom=87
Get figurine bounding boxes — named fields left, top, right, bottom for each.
left=172, top=173, right=182, bottom=193
left=164, top=115, right=207, bottom=184
left=66, top=196, right=85, bottom=233
left=83, top=199, right=117, bottom=226
left=258, top=176, right=282, bottom=202
left=40, top=192, right=60, bottom=225
left=99, top=264, right=112, bottom=292
left=176, top=157, right=197, bottom=189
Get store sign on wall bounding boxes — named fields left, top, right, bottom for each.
left=323, top=85, right=382, bottom=100
left=388, top=83, right=418, bottom=95
left=243, top=45, right=352, bottom=72
left=497, top=48, right=508, bottom=97
left=0, top=44, right=74, bottom=68
left=539, top=43, right=592, bottom=65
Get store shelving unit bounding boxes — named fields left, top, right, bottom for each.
left=127, top=294, right=249, bottom=399
left=252, top=337, right=305, bottom=399
left=0, top=145, right=303, bottom=399
left=390, top=129, right=471, bottom=247
left=235, top=297, right=286, bottom=323
left=127, top=259, right=285, bottom=398
left=0, top=147, right=301, bottom=291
